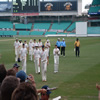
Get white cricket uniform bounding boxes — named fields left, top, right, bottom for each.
left=18, top=42, right=23, bottom=59
left=38, top=42, right=42, bottom=51
left=25, top=43, right=28, bottom=50
left=29, top=42, right=33, bottom=61
left=14, top=41, right=19, bottom=61
left=34, top=49, right=40, bottom=73
left=20, top=48, right=27, bottom=73
left=33, top=42, right=38, bottom=54
left=45, top=42, right=51, bottom=57
left=53, top=48, right=60, bottom=73
left=40, top=50, right=48, bottom=81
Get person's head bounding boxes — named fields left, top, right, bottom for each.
left=34, top=39, right=36, bottom=42
left=13, top=63, right=20, bottom=73
left=30, top=39, right=33, bottom=43
left=19, top=40, right=22, bottom=43
left=62, top=38, right=65, bottom=41
left=41, top=85, right=51, bottom=100
left=0, top=76, right=20, bottom=100
left=24, top=40, right=27, bottom=43
left=55, top=45, right=57, bottom=48
left=76, top=38, right=79, bottom=41
left=47, top=39, right=49, bottom=43
left=42, top=45, right=45, bottom=51
left=7, top=69, right=16, bottom=76
left=16, top=38, right=18, bottom=42
left=35, top=45, right=38, bottom=50
left=22, top=43, right=25, bottom=48
left=0, top=64, right=7, bottom=83
left=16, top=70, right=27, bottom=82
left=11, top=82, right=38, bottom=100
left=58, top=38, right=60, bottom=41
left=39, top=39, right=41, bottom=42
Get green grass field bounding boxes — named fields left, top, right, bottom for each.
left=0, top=37, right=100, bottom=100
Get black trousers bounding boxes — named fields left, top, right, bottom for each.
left=57, top=47, right=60, bottom=50
left=76, top=47, right=80, bottom=57
left=61, top=47, right=65, bottom=56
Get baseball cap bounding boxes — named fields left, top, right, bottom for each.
left=42, top=85, right=51, bottom=95
left=62, top=38, right=65, bottom=40
left=13, top=63, right=20, bottom=68
left=16, top=70, right=27, bottom=82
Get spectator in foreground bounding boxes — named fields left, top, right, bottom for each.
left=0, top=76, right=20, bottom=100
left=7, top=68, right=16, bottom=76
left=11, top=82, right=38, bottom=100
left=40, top=85, right=51, bottom=100
left=0, top=64, right=7, bottom=87
left=13, top=63, right=20, bottom=73
left=96, top=84, right=100, bottom=100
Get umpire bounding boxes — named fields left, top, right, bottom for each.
left=74, top=38, right=80, bottom=57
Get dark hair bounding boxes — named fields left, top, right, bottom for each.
left=1, top=76, right=20, bottom=100
left=76, top=38, right=79, bottom=41
left=11, top=82, right=38, bottom=100
left=7, top=69, right=16, bottom=76
left=0, top=64, right=7, bottom=83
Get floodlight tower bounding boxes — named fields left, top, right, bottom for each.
left=78, top=0, right=82, bottom=15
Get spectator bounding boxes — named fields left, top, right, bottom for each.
left=40, top=85, right=51, bottom=100
left=13, top=63, right=20, bottom=73
left=7, top=69, right=16, bottom=76
left=0, top=64, right=7, bottom=86
left=0, top=76, right=20, bottom=100
left=11, top=82, right=38, bottom=100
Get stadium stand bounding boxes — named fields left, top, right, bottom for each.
left=30, top=31, right=44, bottom=35
left=18, top=31, right=30, bottom=35
left=15, top=23, right=32, bottom=30
left=87, top=27, right=100, bottom=34
left=0, top=31, right=16, bottom=35
left=0, top=21, right=13, bottom=29
left=51, top=22, right=71, bottom=30
left=67, top=22, right=76, bottom=32
left=45, top=32, right=57, bottom=35
left=92, top=0, right=100, bottom=5
left=89, top=6, right=100, bottom=14
left=57, top=32, right=67, bottom=35
left=33, top=23, right=50, bottom=30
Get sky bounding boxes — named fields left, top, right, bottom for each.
left=0, top=0, right=93, bottom=12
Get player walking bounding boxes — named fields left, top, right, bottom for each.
left=14, top=38, right=19, bottom=62
left=38, top=39, right=42, bottom=51
left=29, top=39, right=33, bottom=61
left=20, top=43, right=27, bottom=73
left=39, top=45, right=48, bottom=82
left=33, top=45, right=40, bottom=74
left=53, top=45, right=60, bottom=73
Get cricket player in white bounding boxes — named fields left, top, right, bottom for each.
left=33, top=39, right=38, bottom=55
left=53, top=45, right=60, bottom=73
left=45, top=39, right=51, bottom=65
left=38, top=39, right=42, bottom=51
left=24, top=40, right=28, bottom=50
left=14, top=38, right=19, bottom=62
left=33, top=45, right=40, bottom=74
left=29, top=39, right=33, bottom=61
left=18, top=40, right=23, bottom=61
left=20, top=43, right=27, bottom=73
left=39, top=45, right=48, bottom=82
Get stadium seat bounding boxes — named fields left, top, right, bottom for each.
left=92, top=0, right=100, bottom=5
left=30, top=31, right=43, bottom=35
left=0, top=21, right=13, bottom=29
left=51, top=22, right=71, bottom=30
left=89, top=6, right=100, bottom=14
left=88, top=27, right=100, bottom=34
left=0, top=31, right=16, bottom=35
left=45, top=32, right=57, bottom=35
left=34, top=23, right=50, bottom=30
left=18, top=31, right=30, bottom=35
left=15, top=23, right=32, bottom=30
left=67, top=22, right=76, bottom=31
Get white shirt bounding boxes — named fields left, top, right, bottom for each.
left=34, top=49, right=40, bottom=58
left=53, top=48, right=60, bottom=57
left=25, top=43, right=28, bottom=49
left=38, top=42, right=42, bottom=48
left=29, top=42, right=33, bottom=50
left=33, top=42, right=38, bottom=49
left=20, top=48, right=27, bottom=58
left=18, top=42, right=23, bottom=50
left=45, top=42, right=51, bottom=50
left=14, top=41, right=19, bottom=49
left=40, top=50, right=48, bottom=62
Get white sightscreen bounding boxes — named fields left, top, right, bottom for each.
left=76, top=22, right=87, bottom=37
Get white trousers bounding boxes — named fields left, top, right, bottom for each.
left=29, top=49, right=33, bottom=61
left=21, top=57, right=27, bottom=73
left=54, top=56, right=59, bottom=72
left=41, top=61, right=47, bottom=81
left=34, top=57, right=40, bottom=73
left=15, top=48, right=18, bottom=62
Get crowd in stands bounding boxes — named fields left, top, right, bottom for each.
left=0, top=64, right=52, bottom=100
